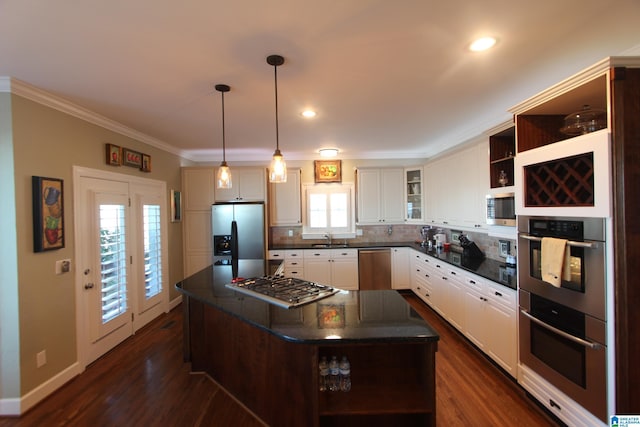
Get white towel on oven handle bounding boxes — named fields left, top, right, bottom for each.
left=541, top=237, right=571, bottom=288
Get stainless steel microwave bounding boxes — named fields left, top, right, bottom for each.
left=486, top=192, right=516, bottom=226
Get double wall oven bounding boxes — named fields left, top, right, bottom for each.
left=517, top=216, right=607, bottom=422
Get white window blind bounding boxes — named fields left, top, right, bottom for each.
left=143, top=204, right=162, bottom=300
left=99, top=204, right=128, bottom=324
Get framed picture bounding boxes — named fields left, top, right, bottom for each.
left=317, top=303, right=345, bottom=329
left=105, top=143, right=121, bottom=166
left=170, top=190, right=182, bottom=222
left=141, top=153, right=151, bottom=172
left=32, top=176, right=65, bottom=252
left=122, top=148, right=142, bottom=168
left=314, top=160, right=342, bottom=183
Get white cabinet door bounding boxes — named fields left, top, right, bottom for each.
left=269, top=168, right=301, bottom=226
left=183, top=167, right=215, bottom=210
left=486, top=301, right=517, bottom=375
left=391, top=247, right=411, bottom=289
left=183, top=210, right=212, bottom=276
left=405, top=167, right=424, bottom=222
left=303, top=249, right=358, bottom=289
left=303, top=250, right=332, bottom=285
left=423, top=141, right=488, bottom=230
left=464, top=285, right=488, bottom=350
left=215, top=167, right=266, bottom=202
left=424, top=159, right=447, bottom=225
left=356, top=168, right=382, bottom=224
left=458, top=143, right=488, bottom=230
left=331, top=257, right=359, bottom=290
left=445, top=268, right=466, bottom=332
left=381, top=168, right=405, bottom=223
left=356, top=168, right=404, bottom=224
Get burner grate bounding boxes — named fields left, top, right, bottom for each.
left=225, top=276, right=339, bottom=308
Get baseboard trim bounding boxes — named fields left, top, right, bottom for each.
left=0, top=397, right=21, bottom=416
left=169, top=295, right=182, bottom=311
left=19, top=362, right=83, bottom=415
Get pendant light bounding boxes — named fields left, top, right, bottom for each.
left=215, top=84, right=232, bottom=189
left=267, top=54, right=287, bottom=183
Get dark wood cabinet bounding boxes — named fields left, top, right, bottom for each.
left=489, top=126, right=515, bottom=188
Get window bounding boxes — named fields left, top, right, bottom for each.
left=143, top=204, right=162, bottom=301
left=303, top=183, right=354, bottom=237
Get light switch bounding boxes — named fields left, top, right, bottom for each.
left=55, top=259, right=71, bottom=275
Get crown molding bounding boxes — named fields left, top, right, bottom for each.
left=1, top=77, right=187, bottom=159
left=509, top=56, right=640, bottom=115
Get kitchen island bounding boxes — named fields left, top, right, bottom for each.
left=176, top=260, right=440, bottom=427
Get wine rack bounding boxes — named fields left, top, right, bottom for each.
left=524, top=152, right=594, bottom=207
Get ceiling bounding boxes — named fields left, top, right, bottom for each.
left=2, top=1, right=640, bottom=163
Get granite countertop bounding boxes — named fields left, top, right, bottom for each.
left=175, top=259, right=440, bottom=345
left=270, top=241, right=517, bottom=290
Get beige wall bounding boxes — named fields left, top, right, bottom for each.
left=6, top=93, right=188, bottom=397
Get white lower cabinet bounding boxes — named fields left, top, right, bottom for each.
left=391, top=247, right=411, bottom=289
left=268, top=249, right=304, bottom=278
left=518, top=364, right=606, bottom=427
left=411, top=249, right=517, bottom=378
left=303, top=249, right=359, bottom=290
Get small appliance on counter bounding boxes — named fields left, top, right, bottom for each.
left=434, top=232, right=447, bottom=249
left=458, top=234, right=484, bottom=258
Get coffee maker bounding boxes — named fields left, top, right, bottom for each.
left=420, top=226, right=435, bottom=249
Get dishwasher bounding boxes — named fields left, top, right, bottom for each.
left=358, top=248, right=392, bottom=290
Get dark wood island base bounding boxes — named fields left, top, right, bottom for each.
left=178, top=262, right=439, bottom=427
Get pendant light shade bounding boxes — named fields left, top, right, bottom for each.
left=215, top=84, right=232, bottom=189
left=267, top=54, right=287, bottom=183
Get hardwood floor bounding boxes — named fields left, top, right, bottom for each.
left=0, top=295, right=561, bottom=427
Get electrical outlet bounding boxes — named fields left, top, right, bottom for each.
left=498, top=240, right=510, bottom=258
left=37, top=350, right=47, bottom=368
left=288, top=229, right=293, bottom=237
left=356, top=229, right=363, bottom=236
left=55, top=259, right=71, bottom=275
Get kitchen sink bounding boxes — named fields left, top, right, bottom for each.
left=311, top=243, right=349, bottom=248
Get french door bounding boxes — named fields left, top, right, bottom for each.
left=74, top=167, right=168, bottom=366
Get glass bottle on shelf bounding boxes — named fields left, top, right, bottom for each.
left=498, top=170, right=508, bottom=187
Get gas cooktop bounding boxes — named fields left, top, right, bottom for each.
left=225, top=275, right=339, bottom=309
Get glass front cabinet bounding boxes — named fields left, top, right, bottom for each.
left=405, top=167, right=423, bottom=222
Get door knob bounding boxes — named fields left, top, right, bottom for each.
left=84, top=283, right=95, bottom=290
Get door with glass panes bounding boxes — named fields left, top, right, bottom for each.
left=75, top=172, right=168, bottom=366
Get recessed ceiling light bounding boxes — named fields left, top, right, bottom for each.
left=319, top=148, right=338, bottom=157
left=302, top=109, right=317, bottom=118
left=469, top=36, right=497, bottom=52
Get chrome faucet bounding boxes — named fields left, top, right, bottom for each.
left=323, top=233, right=332, bottom=246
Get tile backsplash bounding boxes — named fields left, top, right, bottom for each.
left=270, top=225, right=515, bottom=262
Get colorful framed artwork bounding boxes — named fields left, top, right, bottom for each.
left=32, top=176, right=65, bottom=252
left=106, top=143, right=121, bottom=166
left=141, top=153, right=151, bottom=172
left=122, top=148, right=142, bottom=168
left=314, top=160, right=342, bottom=183
left=170, top=190, right=182, bottom=222
left=317, top=303, right=345, bottom=329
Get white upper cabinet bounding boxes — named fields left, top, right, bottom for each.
left=269, top=168, right=302, bottom=226
left=182, top=167, right=215, bottom=211
left=214, top=167, right=266, bottom=202
left=356, top=168, right=404, bottom=224
left=424, top=141, right=487, bottom=230
left=404, top=167, right=423, bottom=223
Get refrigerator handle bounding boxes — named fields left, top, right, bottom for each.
left=231, top=220, right=239, bottom=260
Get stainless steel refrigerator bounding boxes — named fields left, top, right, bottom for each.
left=212, top=202, right=265, bottom=265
